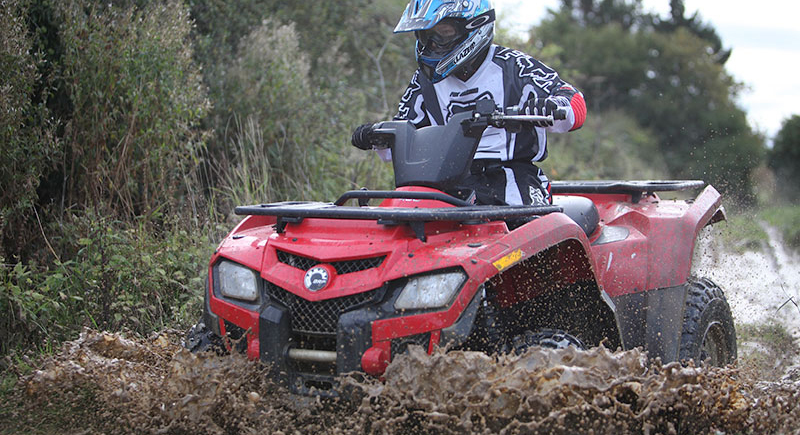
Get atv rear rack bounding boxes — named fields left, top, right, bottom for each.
left=234, top=190, right=562, bottom=241
left=551, top=180, right=705, bottom=203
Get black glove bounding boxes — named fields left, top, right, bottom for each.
left=351, top=123, right=376, bottom=150
left=523, top=96, right=570, bottom=127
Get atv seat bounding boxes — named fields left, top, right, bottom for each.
left=552, top=195, right=600, bottom=236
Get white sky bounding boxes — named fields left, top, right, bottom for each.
left=494, top=0, right=800, bottom=141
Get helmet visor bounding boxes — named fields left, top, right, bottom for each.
left=416, top=19, right=467, bottom=57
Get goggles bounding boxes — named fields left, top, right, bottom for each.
left=414, top=10, right=495, bottom=58
left=416, top=19, right=467, bottom=51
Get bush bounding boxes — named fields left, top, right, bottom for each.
left=212, top=20, right=393, bottom=211
left=0, top=0, right=57, bottom=259
left=540, top=110, right=669, bottom=181
left=0, top=212, right=210, bottom=356
left=55, top=0, right=209, bottom=217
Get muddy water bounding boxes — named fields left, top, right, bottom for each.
left=3, top=330, right=800, bottom=435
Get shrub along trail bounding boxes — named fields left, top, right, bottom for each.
left=2, top=329, right=799, bottom=435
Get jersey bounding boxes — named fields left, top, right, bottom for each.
left=394, top=44, right=586, bottom=163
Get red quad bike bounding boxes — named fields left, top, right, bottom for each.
left=185, top=99, right=737, bottom=396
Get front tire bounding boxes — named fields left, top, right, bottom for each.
left=183, top=321, right=226, bottom=355
left=678, top=278, right=737, bottom=366
left=510, top=329, right=585, bottom=355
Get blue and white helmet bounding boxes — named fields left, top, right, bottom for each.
left=395, top=0, right=495, bottom=83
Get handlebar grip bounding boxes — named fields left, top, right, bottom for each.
left=553, top=108, right=568, bottom=121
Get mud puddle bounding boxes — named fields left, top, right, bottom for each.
left=3, top=329, right=800, bottom=435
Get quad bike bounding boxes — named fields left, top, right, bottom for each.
left=185, top=100, right=737, bottom=396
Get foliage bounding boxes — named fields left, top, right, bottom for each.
left=717, top=206, right=800, bottom=253
left=541, top=110, right=668, bottom=181
left=188, top=0, right=403, bottom=210
left=0, top=0, right=57, bottom=259
left=0, top=212, right=209, bottom=356
left=557, top=0, right=647, bottom=30
left=768, top=115, right=800, bottom=201
left=532, top=0, right=766, bottom=203
left=55, top=0, right=209, bottom=217
left=653, top=0, right=731, bottom=64
left=211, top=20, right=393, bottom=210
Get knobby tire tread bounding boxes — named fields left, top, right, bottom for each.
left=678, top=277, right=737, bottom=365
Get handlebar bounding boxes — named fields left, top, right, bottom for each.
left=365, top=100, right=568, bottom=148
left=488, top=107, right=567, bottom=128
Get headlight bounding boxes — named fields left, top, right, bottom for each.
left=394, top=270, right=467, bottom=311
left=217, top=260, right=259, bottom=302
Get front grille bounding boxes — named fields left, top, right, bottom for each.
left=276, top=250, right=385, bottom=275
left=265, top=281, right=376, bottom=335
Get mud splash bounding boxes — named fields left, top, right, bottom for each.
left=695, top=223, right=800, bottom=338
left=3, top=330, right=800, bottom=434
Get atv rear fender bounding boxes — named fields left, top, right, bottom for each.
left=602, top=184, right=725, bottom=292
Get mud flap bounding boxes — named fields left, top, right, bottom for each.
left=613, top=285, right=688, bottom=362
left=440, top=286, right=483, bottom=348
left=259, top=304, right=292, bottom=380
left=337, top=307, right=381, bottom=373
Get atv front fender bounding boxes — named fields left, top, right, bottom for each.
left=477, top=212, right=622, bottom=349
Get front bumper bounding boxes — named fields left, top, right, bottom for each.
left=209, top=276, right=481, bottom=396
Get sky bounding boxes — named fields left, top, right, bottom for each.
left=493, top=0, right=800, bottom=142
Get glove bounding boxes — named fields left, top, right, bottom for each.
left=351, top=123, right=376, bottom=150
left=523, top=96, right=570, bottom=127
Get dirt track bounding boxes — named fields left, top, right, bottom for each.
left=2, top=329, right=799, bottom=435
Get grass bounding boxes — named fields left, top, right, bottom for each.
left=717, top=205, right=800, bottom=254
left=717, top=213, right=770, bottom=254
left=761, top=205, right=800, bottom=250
left=736, top=322, right=799, bottom=380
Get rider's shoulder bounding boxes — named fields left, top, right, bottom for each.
left=491, top=45, right=557, bottom=76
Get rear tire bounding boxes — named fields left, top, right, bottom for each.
left=678, top=278, right=737, bottom=366
left=510, top=328, right=585, bottom=355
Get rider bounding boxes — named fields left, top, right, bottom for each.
left=352, top=0, right=586, bottom=206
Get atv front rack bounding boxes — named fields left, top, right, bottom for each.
left=234, top=190, right=562, bottom=242
left=551, top=180, right=705, bottom=203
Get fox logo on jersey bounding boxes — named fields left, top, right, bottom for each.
left=445, top=90, right=494, bottom=121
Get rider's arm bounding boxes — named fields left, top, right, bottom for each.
left=549, top=83, right=586, bottom=133
left=521, top=81, right=586, bottom=133
left=372, top=71, right=435, bottom=162
left=394, top=71, right=433, bottom=129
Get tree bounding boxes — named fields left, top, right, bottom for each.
left=526, top=0, right=765, bottom=202
left=654, top=0, right=731, bottom=64
left=768, top=115, right=800, bottom=201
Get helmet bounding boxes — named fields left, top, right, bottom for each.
left=395, top=0, right=495, bottom=83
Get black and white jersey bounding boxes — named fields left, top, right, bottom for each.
left=395, top=44, right=586, bottom=163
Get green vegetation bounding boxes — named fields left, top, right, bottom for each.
left=762, top=206, right=800, bottom=250
left=716, top=213, right=770, bottom=254
left=716, top=206, right=800, bottom=253
left=527, top=0, right=765, bottom=203
left=0, top=0, right=57, bottom=262
left=0, top=212, right=209, bottom=356
left=768, top=115, right=800, bottom=202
